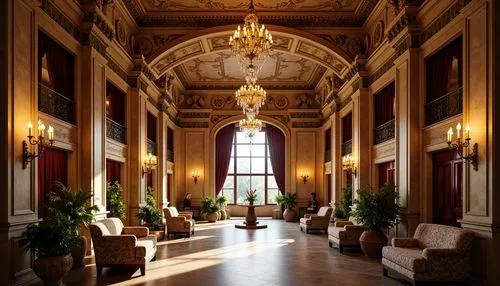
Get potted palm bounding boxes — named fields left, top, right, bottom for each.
left=137, top=187, right=163, bottom=230
left=106, top=181, right=126, bottom=220
left=275, top=192, right=297, bottom=222
left=335, top=185, right=353, bottom=221
left=351, top=183, right=400, bottom=258
left=216, top=195, right=228, bottom=220
left=20, top=212, right=78, bottom=285
left=201, top=197, right=220, bottom=222
left=48, top=182, right=99, bottom=268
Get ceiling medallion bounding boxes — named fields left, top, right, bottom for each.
left=228, top=0, right=273, bottom=81
left=235, top=82, right=267, bottom=116
left=239, top=117, right=263, bottom=141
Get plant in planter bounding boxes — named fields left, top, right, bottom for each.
left=275, top=192, right=297, bottom=222
left=106, top=181, right=126, bottom=220
left=201, top=197, right=220, bottom=222
left=341, top=184, right=353, bottom=217
left=216, top=195, right=228, bottom=220
left=245, top=189, right=257, bottom=205
left=20, top=212, right=79, bottom=285
left=351, top=183, right=400, bottom=258
left=333, top=208, right=347, bottom=220
left=137, top=187, right=163, bottom=230
left=48, top=182, right=99, bottom=268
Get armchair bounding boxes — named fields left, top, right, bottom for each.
left=382, top=223, right=474, bottom=285
left=164, top=207, right=195, bottom=237
left=299, top=207, right=332, bottom=234
left=89, top=218, right=157, bottom=276
left=328, top=219, right=364, bottom=253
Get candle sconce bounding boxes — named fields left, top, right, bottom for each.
left=447, top=123, right=478, bottom=170
left=192, top=170, right=201, bottom=184
left=142, top=153, right=158, bottom=177
left=342, top=154, right=357, bottom=177
left=23, top=120, right=54, bottom=169
left=300, top=171, right=310, bottom=184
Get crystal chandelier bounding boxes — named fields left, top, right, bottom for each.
left=229, top=0, right=273, bottom=80
left=235, top=82, right=267, bottom=116
left=239, top=117, right=263, bottom=140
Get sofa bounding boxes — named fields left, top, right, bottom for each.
left=299, top=206, right=332, bottom=234
left=382, top=223, right=474, bottom=285
left=328, top=219, right=364, bottom=253
left=89, top=218, right=157, bottom=276
left=164, top=206, right=195, bottom=237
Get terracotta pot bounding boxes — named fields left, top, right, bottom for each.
left=359, top=230, right=388, bottom=258
left=283, top=209, right=295, bottom=222
left=206, top=212, right=218, bottom=222
left=200, top=212, right=207, bottom=221
left=220, top=210, right=227, bottom=220
left=226, top=208, right=231, bottom=219
left=33, top=253, right=73, bottom=286
left=217, top=211, right=221, bottom=220
left=70, top=235, right=87, bottom=268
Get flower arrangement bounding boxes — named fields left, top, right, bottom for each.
left=245, top=189, right=257, bottom=205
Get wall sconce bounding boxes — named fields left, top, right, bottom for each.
left=192, top=170, right=201, bottom=184
left=300, top=171, right=310, bottom=184
left=342, top=154, right=357, bottom=177
left=23, top=120, right=54, bottom=169
left=447, top=123, right=478, bottom=170
left=142, top=153, right=157, bottom=177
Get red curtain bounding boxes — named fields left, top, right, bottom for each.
left=342, top=112, right=352, bottom=143
left=147, top=112, right=157, bottom=142
left=106, top=159, right=121, bottom=184
left=374, top=82, right=395, bottom=127
left=215, top=124, right=235, bottom=196
left=38, top=31, right=74, bottom=100
left=426, top=36, right=462, bottom=103
left=266, top=124, right=286, bottom=194
left=106, top=82, right=126, bottom=125
left=38, top=148, right=68, bottom=218
left=147, top=172, right=153, bottom=189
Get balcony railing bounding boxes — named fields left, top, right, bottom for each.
left=374, top=119, right=395, bottom=145
left=106, top=118, right=126, bottom=144
left=425, top=87, right=463, bottom=126
left=324, top=149, right=331, bottom=163
left=147, top=139, right=157, bottom=155
left=38, top=83, right=74, bottom=124
left=167, top=149, right=174, bottom=162
left=341, top=139, right=352, bottom=156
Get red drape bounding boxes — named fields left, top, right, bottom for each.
left=38, top=148, right=68, bottom=218
left=106, top=159, right=121, bottom=184
left=426, top=36, right=462, bottom=103
left=374, top=82, right=395, bottom=127
left=266, top=124, right=286, bottom=194
left=38, top=31, right=74, bottom=100
left=106, top=82, right=126, bottom=125
left=147, top=172, right=153, bottom=189
left=215, top=124, right=235, bottom=196
left=342, top=112, right=352, bottom=143
left=147, top=112, right=157, bottom=142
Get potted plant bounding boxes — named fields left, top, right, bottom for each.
left=201, top=197, right=220, bottom=222
left=333, top=208, right=348, bottom=220
left=20, top=212, right=78, bottom=285
left=48, top=182, right=99, bottom=268
left=336, top=185, right=353, bottom=221
left=216, top=195, right=228, bottom=220
left=245, top=189, right=257, bottom=205
left=137, top=187, right=163, bottom=230
left=106, top=181, right=126, bottom=220
left=351, top=183, right=400, bottom=258
left=275, top=192, right=297, bottom=222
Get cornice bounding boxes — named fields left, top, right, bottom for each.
left=82, top=10, right=115, bottom=42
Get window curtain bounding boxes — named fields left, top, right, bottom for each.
left=425, top=36, right=462, bottom=103
left=266, top=124, right=286, bottom=194
left=38, top=32, right=74, bottom=100
left=342, top=112, right=352, bottom=143
left=106, top=82, right=126, bottom=125
left=215, top=124, right=235, bottom=196
left=106, top=159, right=121, bottom=184
left=38, top=148, right=68, bottom=218
left=374, top=82, right=395, bottom=127
left=147, top=112, right=157, bottom=142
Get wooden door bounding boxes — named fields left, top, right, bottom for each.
left=432, top=149, right=463, bottom=227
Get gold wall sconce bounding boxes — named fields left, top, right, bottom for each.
left=142, top=153, right=157, bottom=177
left=300, top=170, right=310, bottom=184
left=447, top=123, right=478, bottom=170
left=342, top=154, right=357, bottom=177
left=23, top=120, right=54, bottom=169
left=192, top=170, right=201, bottom=184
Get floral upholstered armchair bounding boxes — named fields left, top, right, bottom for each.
left=89, top=218, right=157, bottom=276
left=164, top=207, right=195, bottom=237
left=328, top=218, right=364, bottom=253
left=299, top=206, right=333, bottom=234
left=382, top=223, right=474, bottom=285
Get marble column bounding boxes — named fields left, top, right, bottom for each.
left=352, top=87, right=371, bottom=193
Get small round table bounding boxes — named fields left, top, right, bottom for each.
left=235, top=205, right=268, bottom=229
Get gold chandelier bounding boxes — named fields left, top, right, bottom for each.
left=239, top=117, right=263, bottom=139
left=229, top=0, right=273, bottom=79
left=235, top=82, right=267, bottom=116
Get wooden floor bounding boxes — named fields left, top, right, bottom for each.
left=62, top=218, right=408, bottom=286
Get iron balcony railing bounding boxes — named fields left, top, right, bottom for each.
left=38, top=83, right=74, bottom=124
left=341, top=139, right=352, bottom=156
left=374, top=119, right=395, bottom=145
left=147, top=139, right=157, bottom=155
left=167, top=149, right=174, bottom=162
left=425, top=87, right=463, bottom=126
left=325, top=149, right=331, bottom=163
left=106, top=118, right=126, bottom=144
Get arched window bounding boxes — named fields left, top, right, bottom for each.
left=222, top=129, right=279, bottom=205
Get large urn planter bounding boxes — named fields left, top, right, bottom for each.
left=70, top=236, right=87, bottom=268
left=33, top=253, right=73, bottom=286
left=206, top=212, right=218, bottom=223
left=220, top=209, right=227, bottom=220
left=283, top=209, right=295, bottom=222
left=359, top=230, right=388, bottom=258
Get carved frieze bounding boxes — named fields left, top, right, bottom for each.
left=295, top=41, right=347, bottom=74
left=292, top=122, right=321, bottom=128
left=83, top=11, right=115, bottom=41
left=152, top=41, right=205, bottom=74
left=210, top=115, right=233, bottom=124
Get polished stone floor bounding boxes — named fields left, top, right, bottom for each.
left=63, top=218, right=407, bottom=286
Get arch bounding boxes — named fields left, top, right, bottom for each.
left=146, top=25, right=353, bottom=79
left=208, top=114, right=291, bottom=198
